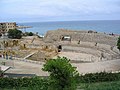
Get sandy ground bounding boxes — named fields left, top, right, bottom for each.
left=73, top=59, right=120, bottom=74
left=5, top=60, right=48, bottom=76
left=4, top=58, right=120, bottom=76
left=56, top=52, right=99, bottom=62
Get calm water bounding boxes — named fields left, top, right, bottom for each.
left=18, top=20, right=120, bottom=35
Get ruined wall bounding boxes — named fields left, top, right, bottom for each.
left=44, top=29, right=118, bottom=46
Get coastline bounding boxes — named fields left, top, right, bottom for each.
left=18, top=20, right=120, bottom=35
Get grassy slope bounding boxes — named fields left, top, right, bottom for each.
left=78, top=81, right=120, bottom=90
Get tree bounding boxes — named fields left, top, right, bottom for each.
left=42, top=57, right=79, bottom=90
left=117, top=36, right=120, bottom=51
left=8, top=29, right=22, bottom=39
left=28, top=32, right=34, bottom=36
left=24, top=32, right=34, bottom=36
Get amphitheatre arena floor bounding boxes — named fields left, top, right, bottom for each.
left=4, top=57, right=120, bottom=76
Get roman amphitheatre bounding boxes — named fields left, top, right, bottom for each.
left=0, top=29, right=120, bottom=76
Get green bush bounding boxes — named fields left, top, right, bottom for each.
left=0, top=72, right=120, bottom=89
left=79, top=72, right=120, bottom=83
left=42, top=57, right=79, bottom=90
left=8, top=29, right=22, bottom=39
left=28, top=32, right=34, bottom=36
left=24, top=32, right=34, bottom=36
left=0, top=77, right=49, bottom=89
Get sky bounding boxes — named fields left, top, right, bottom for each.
left=0, top=0, right=120, bottom=22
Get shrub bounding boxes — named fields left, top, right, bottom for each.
left=28, top=32, right=34, bottom=36
left=0, top=77, right=49, bottom=89
left=79, top=72, right=120, bottom=83
left=42, top=57, right=79, bottom=90
left=24, top=32, right=34, bottom=36
left=8, top=29, right=22, bottom=39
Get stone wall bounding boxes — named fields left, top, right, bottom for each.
left=44, top=29, right=118, bottom=46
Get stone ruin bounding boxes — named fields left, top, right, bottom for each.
left=43, top=29, right=120, bottom=62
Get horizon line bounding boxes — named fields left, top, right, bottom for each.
left=17, top=19, right=120, bottom=23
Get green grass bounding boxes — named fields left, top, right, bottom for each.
left=78, top=81, right=120, bottom=90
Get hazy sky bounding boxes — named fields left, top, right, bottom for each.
left=0, top=0, right=120, bottom=22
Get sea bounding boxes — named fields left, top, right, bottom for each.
left=18, top=20, right=120, bottom=35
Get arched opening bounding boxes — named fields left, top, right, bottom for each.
left=57, top=45, right=62, bottom=52
left=61, top=35, right=71, bottom=41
